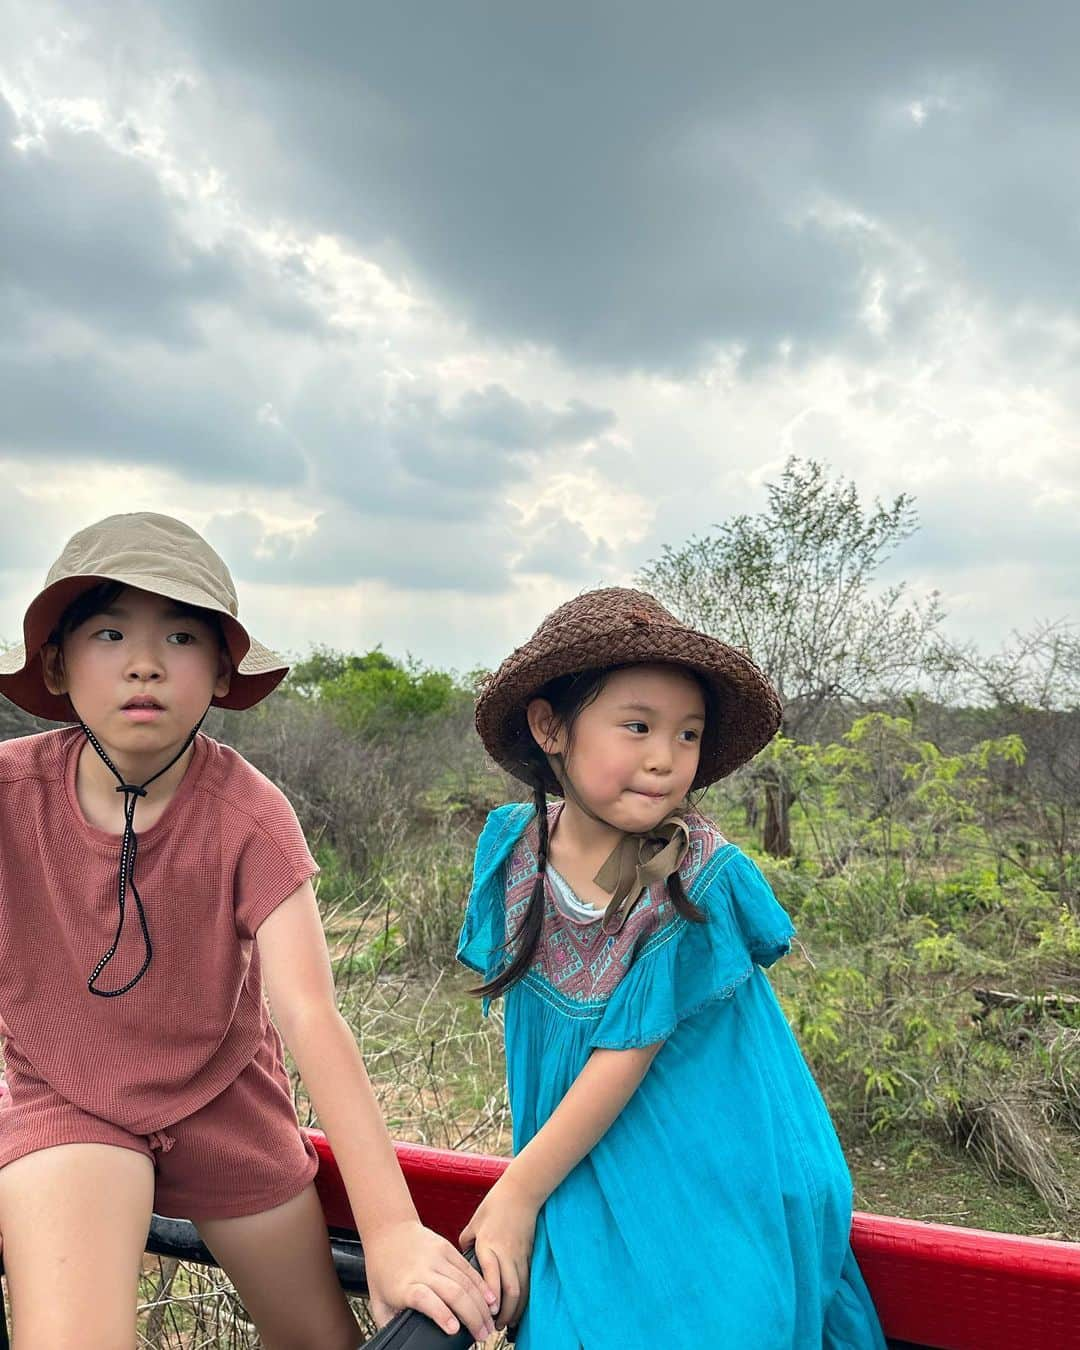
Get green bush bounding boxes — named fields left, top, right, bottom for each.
left=288, top=646, right=469, bottom=738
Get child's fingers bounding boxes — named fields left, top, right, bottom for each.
left=403, top=1283, right=466, bottom=1338
left=472, top=1242, right=503, bottom=1317
left=491, top=1263, right=521, bottom=1328
left=494, top=1256, right=529, bottom=1331
left=447, top=1243, right=499, bottom=1310
left=417, top=1270, right=496, bottom=1341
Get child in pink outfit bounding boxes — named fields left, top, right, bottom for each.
left=0, top=513, right=497, bottom=1349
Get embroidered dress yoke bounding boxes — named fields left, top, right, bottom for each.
left=458, top=804, right=886, bottom=1350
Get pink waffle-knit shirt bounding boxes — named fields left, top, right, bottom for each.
left=0, top=728, right=318, bottom=1134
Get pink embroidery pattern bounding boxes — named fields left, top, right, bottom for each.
left=502, top=808, right=724, bottom=1005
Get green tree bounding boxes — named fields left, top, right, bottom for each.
left=928, top=621, right=1080, bottom=911
left=320, top=654, right=464, bottom=737
left=286, top=645, right=397, bottom=698
left=639, top=457, right=943, bottom=855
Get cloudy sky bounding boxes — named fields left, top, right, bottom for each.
left=2, top=2, right=1077, bottom=674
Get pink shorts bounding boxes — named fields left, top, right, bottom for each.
left=0, top=1032, right=319, bottom=1221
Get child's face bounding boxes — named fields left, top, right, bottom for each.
left=42, top=585, right=231, bottom=754
left=529, top=664, right=705, bottom=831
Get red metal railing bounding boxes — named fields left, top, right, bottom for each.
left=309, top=1132, right=1080, bottom=1350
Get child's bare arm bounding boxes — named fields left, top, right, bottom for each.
left=506, top=1042, right=662, bottom=1202
left=459, top=1041, right=662, bottom=1329
left=257, top=881, right=497, bottom=1341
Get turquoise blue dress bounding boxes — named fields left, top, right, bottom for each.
left=457, top=803, right=887, bottom=1350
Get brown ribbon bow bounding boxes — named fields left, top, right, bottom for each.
left=548, top=754, right=691, bottom=935
left=593, top=813, right=691, bottom=935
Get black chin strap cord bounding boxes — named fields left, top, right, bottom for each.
left=75, top=706, right=209, bottom=997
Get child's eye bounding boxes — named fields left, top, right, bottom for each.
left=679, top=729, right=701, bottom=743
left=167, top=632, right=196, bottom=645
left=92, top=628, right=123, bottom=642
left=624, top=721, right=649, bottom=734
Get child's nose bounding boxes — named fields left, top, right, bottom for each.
left=644, top=740, right=673, bottom=772
left=124, top=645, right=165, bottom=681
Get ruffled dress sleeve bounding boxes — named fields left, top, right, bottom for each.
left=456, top=802, right=534, bottom=1011
left=589, top=845, right=796, bottom=1050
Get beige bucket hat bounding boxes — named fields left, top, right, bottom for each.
left=476, top=586, right=783, bottom=793
left=0, top=512, right=289, bottom=721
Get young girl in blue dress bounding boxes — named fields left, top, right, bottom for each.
left=456, top=587, right=887, bottom=1349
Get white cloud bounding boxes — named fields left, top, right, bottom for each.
left=0, top=0, right=1076, bottom=675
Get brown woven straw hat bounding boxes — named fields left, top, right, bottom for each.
left=476, top=587, right=782, bottom=793
left=0, top=512, right=289, bottom=721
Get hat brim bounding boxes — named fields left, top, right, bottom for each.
left=0, top=574, right=288, bottom=722
left=476, top=628, right=783, bottom=793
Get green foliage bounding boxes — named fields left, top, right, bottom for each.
left=334, top=924, right=405, bottom=980
left=287, top=645, right=469, bottom=737
left=322, top=659, right=462, bottom=736
left=286, top=644, right=398, bottom=696
left=759, top=707, right=1073, bottom=1172
left=312, top=843, right=358, bottom=911
left=770, top=713, right=1032, bottom=890
left=1038, top=908, right=1080, bottom=963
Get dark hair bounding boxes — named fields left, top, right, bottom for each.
left=48, top=582, right=226, bottom=650
left=472, top=664, right=709, bottom=1002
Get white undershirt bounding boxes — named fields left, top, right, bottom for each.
left=546, top=862, right=604, bottom=926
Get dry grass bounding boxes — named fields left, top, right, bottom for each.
left=946, top=1095, right=1073, bottom=1217
left=135, top=1257, right=382, bottom=1347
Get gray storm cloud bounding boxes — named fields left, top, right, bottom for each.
left=0, top=0, right=1076, bottom=651
left=152, top=1, right=1080, bottom=366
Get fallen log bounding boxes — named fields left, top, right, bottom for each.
left=973, top=987, right=1080, bottom=1017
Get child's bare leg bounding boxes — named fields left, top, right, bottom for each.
left=0, top=1142, right=154, bottom=1349
left=196, top=1182, right=361, bottom=1350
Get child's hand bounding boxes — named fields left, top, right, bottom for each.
left=363, top=1218, right=498, bottom=1340
left=459, top=1175, right=539, bottom=1332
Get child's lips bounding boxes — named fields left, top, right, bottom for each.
left=121, top=699, right=165, bottom=722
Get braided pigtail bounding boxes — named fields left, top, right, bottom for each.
left=668, top=790, right=707, bottom=923
left=471, top=780, right=550, bottom=1001
left=667, top=867, right=706, bottom=924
